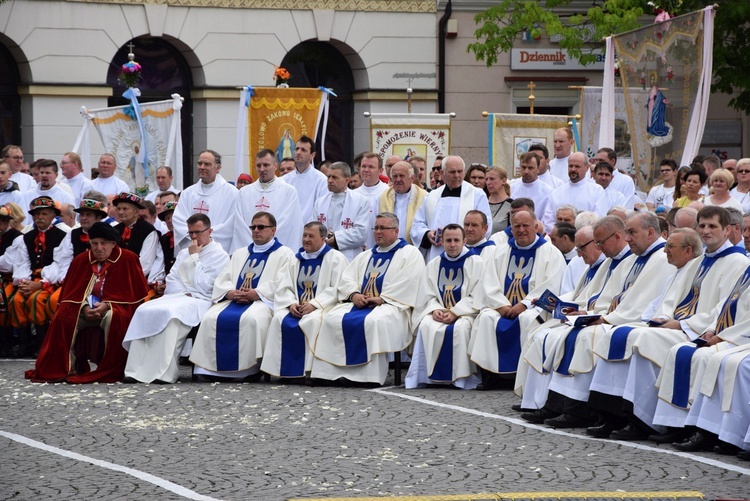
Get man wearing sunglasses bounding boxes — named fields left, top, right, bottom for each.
left=190, top=211, right=295, bottom=381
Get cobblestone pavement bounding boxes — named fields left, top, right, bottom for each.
left=1, top=360, right=748, bottom=500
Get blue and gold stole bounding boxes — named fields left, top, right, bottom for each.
left=430, top=250, right=472, bottom=381
left=342, top=239, right=408, bottom=366
left=215, top=239, right=282, bottom=371
left=279, top=245, right=332, bottom=377
left=586, top=250, right=632, bottom=311
left=607, top=241, right=665, bottom=313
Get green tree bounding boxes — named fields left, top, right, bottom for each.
left=468, top=0, right=750, bottom=113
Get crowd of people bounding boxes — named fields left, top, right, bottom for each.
left=3, top=129, right=749, bottom=460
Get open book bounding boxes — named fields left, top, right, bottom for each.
left=537, top=289, right=601, bottom=326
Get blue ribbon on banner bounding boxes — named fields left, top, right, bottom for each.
left=571, top=116, right=581, bottom=153
left=244, top=85, right=254, bottom=107
left=122, top=87, right=148, bottom=180
left=318, top=86, right=337, bottom=97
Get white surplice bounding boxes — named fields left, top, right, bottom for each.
left=90, top=175, right=130, bottom=197
left=260, top=246, right=349, bottom=377
left=59, top=172, right=94, bottom=206
left=311, top=240, right=426, bottom=384
left=123, top=241, right=229, bottom=383
left=508, top=178, right=553, bottom=221
left=354, top=181, right=390, bottom=249
left=231, top=177, right=302, bottom=253
left=172, top=174, right=238, bottom=254
left=541, top=179, right=608, bottom=233
left=310, top=189, right=370, bottom=261
left=284, top=165, right=328, bottom=227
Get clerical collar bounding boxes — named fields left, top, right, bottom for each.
left=395, top=187, right=411, bottom=198
left=467, top=238, right=487, bottom=248
left=302, top=245, right=326, bottom=259
left=444, top=246, right=471, bottom=261
left=376, top=239, right=402, bottom=252
left=331, top=191, right=346, bottom=199
left=441, top=184, right=461, bottom=197
left=297, top=164, right=313, bottom=175
left=705, top=239, right=732, bottom=257
left=564, top=248, right=577, bottom=261
left=200, top=179, right=216, bottom=192
left=591, top=253, right=606, bottom=267
left=259, top=178, right=276, bottom=190
left=612, top=245, right=631, bottom=260
left=515, top=235, right=540, bottom=250
left=642, top=237, right=666, bottom=255
left=253, top=238, right=276, bottom=253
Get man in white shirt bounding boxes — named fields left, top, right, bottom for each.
left=593, top=161, right=630, bottom=211
left=1, top=145, right=35, bottom=192
left=354, top=152, right=390, bottom=248
left=548, top=129, right=575, bottom=181
left=594, top=148, right=637, bottom=205
left=647, top=159, right=678, bottom=211
left=310, top=162, right=370, bottom=261
left=231, top=149, right=302, bottom=252
left=283, top=135, right=327, bottom=224
left=0, top=161, right=23, bottom=206
left=90, top=154, right=130, bottom=196
left=542, top=152, right=608, bottom=233
left=510, top=152, right=554, bottom=220
left=145, top=166, right=180, bottom=203
left=411, top=155, right=492, bottom=261
left=172, top=150, right=237, bottom=254
left=22, top=159, right=75, bottom=225
left=59, top=152, right=94, bottom=206
left=278, top=157, right=296, bottom=176
left=529, top=143, right=564, bottom=189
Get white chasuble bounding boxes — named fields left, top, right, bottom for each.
left=311, top=189, right=370, bottom=261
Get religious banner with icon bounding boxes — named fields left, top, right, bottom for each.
left=235, top=86, right=332, bottom=181
left=368, top=114, right=452, bottom=167
left=600, top=7, right=715, bottom=190
left=580, top=86, right=650, bottom=183
left=487, top=113, right=572, bottom=179
left=73, top=95, right=184, bottom=196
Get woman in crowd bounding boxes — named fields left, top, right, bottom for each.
left=730, top=158, right=750, bottom=213
left=673, top=168, right=707, bottom=208
left=703, top=168, right=743, bottom=211
left=465, top=163, right=487, bottom=193
left=485, top=165, right=512, bottom=233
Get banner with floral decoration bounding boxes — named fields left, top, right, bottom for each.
left=369, top=114, right=452, bottom=169
left=601, top=6, right=715, bottom=190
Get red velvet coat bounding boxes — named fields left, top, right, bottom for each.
left=25, top=246, right=149, bottom=383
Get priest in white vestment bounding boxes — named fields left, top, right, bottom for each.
left=311, top=212, right=426, bottom=386
left=59, top=152, right=94, bottom=206
left=122, top=213, right=229, bottom=383
left=592, top=148, right=637, bottom=203
left=378, top=162, right=427, bottom=245
left=538, top=213, right=675, bottom=430
left=508, top=152, right=553, bottom=225
left=90, top=154, right=130, bottom=196
left=144, top=166, right=180, bottom=203
left=309, top=162, right=370, bottom=261
left=517, top=217, right=635, bottom=420
left=260, top=222, right=348, bottom=379
left=548, top=128, right=575, bottom=181
left=542, top=153, right=608, bottom=233
left=407, top=224, right=483, bottom=389
left=172, top=150, right=238, bottom=254
left=589, top=208, right=749, bottom=438
left=231, top=149, right=303, bottom=253
left=528, top=143, right=565, bottom=189
left=190, top=212, right=296, bottom=380
left=411, top=156, right=492, bottom=262
left=21, top=160, right=75, bottom=225
left=354, top=153, right=389, bottom=249
left=469, top=210, right=566, bottom=389
left=283, top=136, right=328, bottom=224
left=464, top=210, right=497, bottom=262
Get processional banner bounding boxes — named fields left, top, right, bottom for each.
left=74, top=95, right=184, bottom=196
left=488, top=113, right=572, bottom=179
left=601, top=7, right=715, bottom=190
left=237, top=87, right=330, bottom=181
left=368, top=114, right=452, bottom=167
left=580, top=86, right=650, bottom=180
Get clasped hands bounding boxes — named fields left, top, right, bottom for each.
left=351, top=292, right=383, bottom=309
left=290, top=302, right=317, bottom=318
left=496, top=302, right=527, bottom=319
left=82, top=301, right=109, bottom=322
left=432, top=309, right=457, bottom=324
left=227, top=287, right=259, bottom=304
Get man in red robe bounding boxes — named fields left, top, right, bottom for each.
left=25, top=222, right=149, bottom=383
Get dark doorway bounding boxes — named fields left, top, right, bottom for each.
left=280, top=42, right=354, bottom=164
left=0, top=42, right=21, bottom=148
left=107, top=37, right=193, bottom=184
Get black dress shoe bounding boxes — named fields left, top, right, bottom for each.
left=511, top=404, right=534, bottom=412
left=610, top=424, right=650, bottom=441
left=648, top=428, right=690, bottom=444
left=520, top=408, right=559, bottom=424
left=121, top=376, right=139, bottom=384
left=586, top=420, right=625, bottom=439
left=713, top=442, right=741, bottom=455
left=673, top=430, right=718, bottom=452
left=544, top=413, right=596, bottom=429
left=737, top=449, right=750, bottom=461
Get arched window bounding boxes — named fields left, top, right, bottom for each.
left=0, top=42, right=21, bottom=148
left=107, top=37, right=193, bottom=183
left=281, top=42, right=354, bottom=164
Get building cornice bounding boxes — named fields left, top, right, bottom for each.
left=65, top=0, right=436, bottom=13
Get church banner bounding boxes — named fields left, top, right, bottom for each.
left=77, top=95, right=184, bottom=196
left=600, top=7, right=715, bottom=190
left=580, top=86, right=650, bottom=182
left=368, top=114, right=452, bottom=167
left=488, top=113, right=571, bottom=179
left=241, top=87, right=330, bottom=180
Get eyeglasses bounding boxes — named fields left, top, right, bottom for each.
left=595, top=232, right=616, bottom=247
left=578, top=239, right=595, bottom=250
left=737, top=170, right=750, bottom=174
left=5, top=155, right=23, bottom=161
left=187, top=228, right=210, bottom=236
left=373, top=226, right=398, bottom=231
left=249, top=224, right=274, bottom=231
left=665, top=243, right=687, bottom=250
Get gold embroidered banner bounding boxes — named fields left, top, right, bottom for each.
left=247, top=87, right=326, bottom=179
